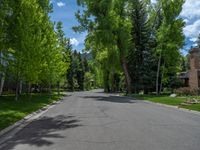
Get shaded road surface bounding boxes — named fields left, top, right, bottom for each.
left=1, top=90, right=200, bottom=150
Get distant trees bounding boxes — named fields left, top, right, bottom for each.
left=0, top=0, right=186, bottom=96
left=75, top=0, right=185, bottom=94
left=66, top=50, right=94, bottom=91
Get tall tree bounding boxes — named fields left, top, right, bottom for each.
left=56, top=21, right=70, bottom=94
left=0, top=0, right=9, bottom=95
left=155, top=0, right=185, bottom=94
left=128, top=0, right=156, bottom=93
left=75, top=0, right=132, bottom=93
left=77, top=53, right=85, bottom=90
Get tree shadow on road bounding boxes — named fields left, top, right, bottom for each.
left=81, top=95, right=135, bottom=104
left=1, top=115, right=82, bottom=150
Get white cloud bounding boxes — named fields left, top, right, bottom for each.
left=183, top=20, right=200, bottom=39
left=184, top=19, right=189, bottom=24
left=180, top=0, right=200, bottom=20
left=70, top=38, right=79, bottom=46
left=189, top=38, right=197, bottom=42
left=151, top=0, right=157, bottom=4
left=193, top=43, right=198, bottom=47
left=57, top=2, right=66, bottom=7
left=180, top=0, right=200, bottom=47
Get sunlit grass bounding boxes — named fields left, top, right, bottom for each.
left=0, top=93, right=62, bottom=131
left=131, top=94, right=200, bottom=112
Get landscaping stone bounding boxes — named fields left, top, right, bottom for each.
left=170, top=94, right=177, bottom=97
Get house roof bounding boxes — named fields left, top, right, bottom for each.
left=179, top=72, right=189, bottom=79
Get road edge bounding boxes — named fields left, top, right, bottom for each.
left=117, top=94, right=200, bottom=116
left=0, top=97, right=64, bottom=147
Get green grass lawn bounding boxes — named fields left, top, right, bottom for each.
left=0, top=94, right=62, bottom=131
left=131, top=94, right=200, bottom=112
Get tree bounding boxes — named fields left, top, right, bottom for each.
left=0, top=0, right=10, bottom=95
left=77, top=53, right=85, bottom=90
left=155, top=0, right=185, bottom=94
left=67, top=52, right=74, bottom=91
left=37, top=0, right=53, bottom=13
left=128, top=0, right=156, bottom=93
left=74, top=0, right=132, bottom=93
left=56, top=21, right=70, bottom=94
left=8, top=0, right=47, bottom=99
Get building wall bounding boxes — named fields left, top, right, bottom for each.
left=189, top=48, right=200, bottom=89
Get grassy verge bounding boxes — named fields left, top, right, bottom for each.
left=131, top=94, right=200, bottom=112
left=0, top=93, right=62, bottom=131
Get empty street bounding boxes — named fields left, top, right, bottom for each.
left=1, top=90, right=200, bottom=150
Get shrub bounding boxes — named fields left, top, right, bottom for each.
left=175, top=87, right=200, bottom=96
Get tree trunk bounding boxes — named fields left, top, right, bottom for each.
left=156, top=52, right=162, bottom=95
left=19, top=80, right=23, bottom=95
left=0, top=73, right=5, bottom=96
left=15, top=81, right=19, bottom=101
left=0, top=52, right=5, bottom=96
left=159, top=64, right=164, bottom=94
left=27, top=83, right=32, bottom=94
left=49, top=83, right=52, bottom=95
left=57, top=81, right=60, bottom=95
left=121, top=57, right=132, bottom=94
left=104, top=70, right=110, bottom=93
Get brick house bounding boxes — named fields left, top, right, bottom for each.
left=179, top=47, right=200, bottom=89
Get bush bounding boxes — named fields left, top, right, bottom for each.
left=175, top=87, right=200, bottom=96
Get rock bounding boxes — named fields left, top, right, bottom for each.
left=170, top=94, right=177, bottom=97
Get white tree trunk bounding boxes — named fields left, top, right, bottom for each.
left=19, top=80, right=23, bottom=95
left=0, top=73, right=5, bottom=96
left=156, top=52, right=162, bottom=95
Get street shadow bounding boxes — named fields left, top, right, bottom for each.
left=81, top=95, right=135, bottom=104
left=1, top=115, right=82, bottom=150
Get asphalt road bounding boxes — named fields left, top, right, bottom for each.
left=1, top=90, right=200, bottom=150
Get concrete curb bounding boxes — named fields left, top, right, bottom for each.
left=0, top=97, right=64, bottom=147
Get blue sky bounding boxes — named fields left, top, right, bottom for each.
left=50, top=0, right=86, bottom=52
left=50, top=0, right=200, bottom=54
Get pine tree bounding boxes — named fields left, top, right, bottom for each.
left=67, top=52, right=74, bottom=91
left=77, top=53, right=85, bottom=90
left=128, top=0, right=156, bottom=93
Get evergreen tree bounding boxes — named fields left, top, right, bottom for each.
left=67, top=52, right=74, bottom=91
left=83, top=57, right=89, bottom=72
left=77, top=53, right=85, bottom=90
left=128, top=0, right=156, bottom=93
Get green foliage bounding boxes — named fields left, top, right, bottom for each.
left=67, top=51, right=86, bottom=91
left=75, top=0, right=186, bottom=93
left=128, top=0, right=157, bottom=93
left=0, top=0, right=69, bottom=96
left=75, top=0, right=132, bottom=93
left=156, top=0, right=185, bottom=77
left=84, top=72, right=95, bottom=90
